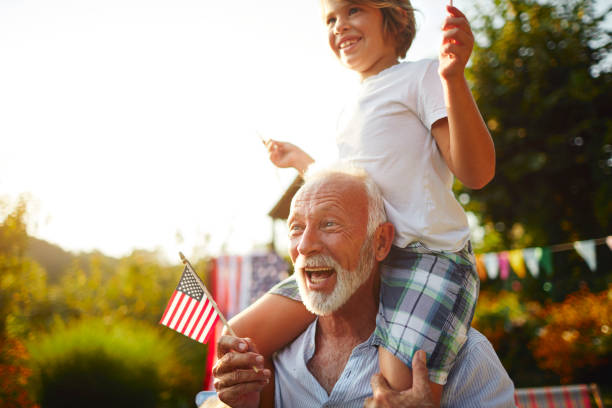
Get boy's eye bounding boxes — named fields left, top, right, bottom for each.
left=327, top=16, right=337, bottom=25
left=348, top=7, right=360, bottom=15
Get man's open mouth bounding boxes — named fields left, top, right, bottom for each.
left=304, top=267, right=334, bottom=284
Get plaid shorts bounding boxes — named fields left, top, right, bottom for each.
left=268, top=241, right=479, bottom=385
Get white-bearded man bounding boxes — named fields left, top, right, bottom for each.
left=211, top=164, right=515, bottom=408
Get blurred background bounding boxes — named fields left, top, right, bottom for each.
left=1, top=0, right=611, bottom=406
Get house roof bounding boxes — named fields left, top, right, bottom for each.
left=267, top=175, right=303, bottom=220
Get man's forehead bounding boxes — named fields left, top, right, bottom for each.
left=290, top=174, right=367, bottom=216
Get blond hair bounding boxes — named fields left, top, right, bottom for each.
left=351, top=0, right=416, bottom=59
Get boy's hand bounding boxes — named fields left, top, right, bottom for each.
left=264, top=139, right=314, bottom=174
left=438, top=5, right=474, bottom=81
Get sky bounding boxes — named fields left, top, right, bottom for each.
left=1, top=0, right=609, bottom=262
left=0, top=0, right=454, bottom=261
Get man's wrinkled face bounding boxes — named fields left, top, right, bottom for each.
left=287, top=174, right=375, bottom=315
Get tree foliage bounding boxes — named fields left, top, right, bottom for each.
left=0, top=199, right=209, bottom=407
left=0, top=199, right=43, bottom=407
left=531, top=284, right=612, bottom=383
left=464, top=0, right=612, bottom=250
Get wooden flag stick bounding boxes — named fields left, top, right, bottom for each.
left=256, top=131, right=268, bottom=145
left=179, top=252, right=236, bottom=337
left=179, top=252, right=259, bottom=372
left=180, top=252, right=261, bottom=373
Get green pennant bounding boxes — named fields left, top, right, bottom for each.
left=540, top=247, right=553, bottom=276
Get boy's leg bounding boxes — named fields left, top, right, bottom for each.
left=229, top=292, right=315, bottom=358
left=374, top=242, right=478, bottom=404
left=378, top=347, right=443, bottom=406
left=379, top=346, right=412, bottom=390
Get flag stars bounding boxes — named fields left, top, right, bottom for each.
left=178, top=269, right=204, bottom=301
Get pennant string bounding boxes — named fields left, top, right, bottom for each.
left=477, top=236, right=609, bottom=255
left=548, top=236, right=608, bottom=253
left=476, top=236, right=609, bottom=279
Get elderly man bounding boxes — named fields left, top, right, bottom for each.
left=213, top=164, right=515, bottom=407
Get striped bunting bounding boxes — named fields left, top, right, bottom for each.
left=515, top=384, right=593, bottom=408
left=160, top=265, right=219, bottom=344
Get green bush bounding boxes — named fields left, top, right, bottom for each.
left=28, top=317, right=199, bottom=408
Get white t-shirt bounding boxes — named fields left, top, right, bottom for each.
left=336, top=59, right=469, bottom=251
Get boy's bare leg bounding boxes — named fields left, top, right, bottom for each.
left=229, top=293, right=315, bottom=358
left=378, top=347, right=442, bottom=406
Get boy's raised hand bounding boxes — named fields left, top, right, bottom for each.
left=438, top=5, right=474, bottom=80
left=264, top=139, right=314, bottom=174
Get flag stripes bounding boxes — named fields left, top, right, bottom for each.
left=159, top=266, right=220, bottom=344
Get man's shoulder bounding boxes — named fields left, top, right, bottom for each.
left=464, top=328, right=492, bottom=351
left=442, top=328, right=516, bottom=407
left=457, top=328, right=505, bottom=371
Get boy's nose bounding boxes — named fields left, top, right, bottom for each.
left=333, top=18, right=350, bottom=35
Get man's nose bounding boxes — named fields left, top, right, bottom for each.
left=297, top=226, right=322, bottom=256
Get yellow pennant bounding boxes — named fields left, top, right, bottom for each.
left=508, top=249, right=527, bottom=278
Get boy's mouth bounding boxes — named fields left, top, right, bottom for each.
left=338, top=37, right=360, bottom=53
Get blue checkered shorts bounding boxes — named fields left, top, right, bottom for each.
left=269, top=241, right=479, bottom=385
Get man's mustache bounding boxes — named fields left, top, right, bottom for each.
left=294, top=254, right=338, bottom=270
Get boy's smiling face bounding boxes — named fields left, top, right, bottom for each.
left=322, top=0, right=398, bottom=80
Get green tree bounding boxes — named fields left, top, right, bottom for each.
left=50, top=250, right=210, bottom=403
left=463, top=0, right=612, bottom=297
left=0, top=199, right=44, bottom=407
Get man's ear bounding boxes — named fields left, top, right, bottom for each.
left=373, top=222, right=394, bottom=262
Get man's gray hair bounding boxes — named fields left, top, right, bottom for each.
left=302, top=162, right=387, bottom=236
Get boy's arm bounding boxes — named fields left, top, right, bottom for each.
left=264, top=139, right=315, bottom=175
left=229, top=293, right=315, bottom=358
left=433, top=5, right=495, bottom=190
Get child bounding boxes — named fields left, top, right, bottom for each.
left=230, top=0, right=494, bottom=404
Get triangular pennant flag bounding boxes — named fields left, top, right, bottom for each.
left=475, top=254, right=487, bottom=281
left=606, top=236, right=612, bottom=251
left=540, top=247, right=553, bottom=276
left=508, top=249, right=526, bottom=278
left=484, top=253, right=499, bottom=279
left=498, top=251, right=510, bottom=280
left=574, top=240, right=597, bottom=271
left=522, top=247, right=542, bottom=278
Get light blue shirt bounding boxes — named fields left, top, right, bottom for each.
left=274, top=324, right=516, bottom=408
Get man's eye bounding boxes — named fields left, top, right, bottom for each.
left=324, top=221, right=337, bottom=228
left=289, top=225, right=304, bottom=233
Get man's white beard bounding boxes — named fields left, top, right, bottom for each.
left=296, top=236, right=376, bottom=316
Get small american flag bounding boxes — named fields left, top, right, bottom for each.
left=160, top=265, right=219, bottom=344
